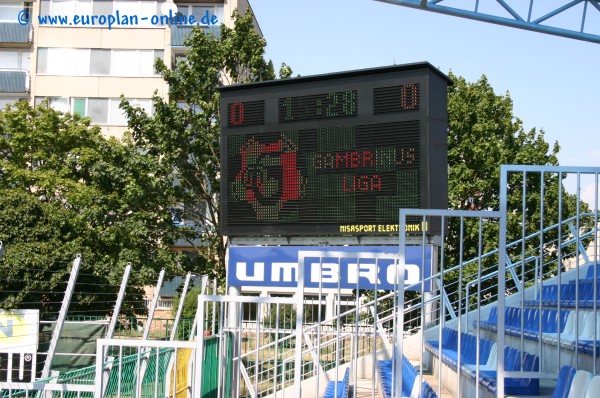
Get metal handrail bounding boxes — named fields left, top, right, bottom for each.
left=236, top=212, right=599, bottom=395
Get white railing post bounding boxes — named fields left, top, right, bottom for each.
left=41, top=254, right=81, bottom=379
left=171, top=272, right=192, bottom=341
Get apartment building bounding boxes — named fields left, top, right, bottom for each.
left=0, top=0, right=256, bottom=138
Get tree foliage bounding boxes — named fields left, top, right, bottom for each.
left=444, top=73, right=588, bottom=303
left=0, top=101, right=180, bottom=317
left=122, top=10, right=291, bottom=281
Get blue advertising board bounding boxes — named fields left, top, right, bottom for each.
left=227, top=246, right=433, bottom=291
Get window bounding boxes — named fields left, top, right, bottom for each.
left=0, top=98, right=25, bottom=109
left=173, top=54, right=187, bottom=68
left=35, top=97, right=152, bottom=125
left=336, top=295, right=355, bottom=316
left=108, top=98, right=127, bottom=125
left=0, top=50, right=29, bottom=70
left=37, top=48, right=88, bottom=75
left=36, top=48, right=48, bottom=73
left=73, top=98, right=86, bottom=116
left=67, top=48, right=89, bottom=75
left=39, top=0, right=98, bottom=19
left=153, top=50, right=164, bottom=71
left=0, top=3, right=22, bottom=22
left=176, top=4, right=223, bottom=25
left=88, top=98, right=108, bottom=123
left=191, top=6, right=211, bottom=21
left=241, top=294, right=260, bottom=322
left=0, top=51, right=19, bottom=70
left=112, top=50, right=137, bottom=76
left=40, top=0, right=161, bottom=28
left=304, top=295, right=326, bottom=322
left=128, top=98, right=152, bottom=115
left=140, top=1, right=159, bottom=18
left=92, top=0, right=112, bottom=16
left=51, top=0, right=76, bottom=17
left=139, top=50, right=162, bottom=75
left=37, top=48, right=162, bottom=76
left=113, top=0, right=136, bottom=15
left=35, top=96, right=69, bottom=112
left=40, top=0, right=50, bottom=17
left=90, top=49, right=110, bottom=74
left=50, top=97, right=69, bottom=112
left=78, top=0, right=92, bottom=15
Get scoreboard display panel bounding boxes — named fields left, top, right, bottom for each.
left=219, top=63, right=450, bottom=236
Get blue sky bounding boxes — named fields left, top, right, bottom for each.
left=250, top=0, right=600, bottom=205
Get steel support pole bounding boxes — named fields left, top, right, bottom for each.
left=104, top=263, right=132, bottom=359
left=171, top=272, right=192, bottom=341
left=142, top=268, right=165, bottom=340
left=498, top=166, right=509, bottom=398
left=41, top=254, right=82, bottom=379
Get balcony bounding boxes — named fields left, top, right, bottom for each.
left=170, top=25, right=220, bottom=47
left=0, top=23, right=31, bottom=45
left=0, top=70, right=28, bottom=93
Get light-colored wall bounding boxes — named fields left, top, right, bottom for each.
left=30, top=27, right=169, bottom=100
left=29, top=1, right=171, bottom=136
left=101, top=125, right=128, bottom=139
left=27, top=0, right=252, bottom=137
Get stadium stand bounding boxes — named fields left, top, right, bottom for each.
left=425, top=327, right=540, bottom=396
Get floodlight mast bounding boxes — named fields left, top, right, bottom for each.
left=376, top=0, right=600, bottom=44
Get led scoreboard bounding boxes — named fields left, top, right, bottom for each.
left=219, top=63, right=450, bottom=236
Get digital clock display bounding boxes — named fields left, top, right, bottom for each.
left=219, top=63, right=450, bottom=236
left=279, top=90, right=358, bottom=122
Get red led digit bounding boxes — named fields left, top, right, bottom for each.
left=400, top=84, right=418, bottom=110
left=229, top=102, right=245, bottom=125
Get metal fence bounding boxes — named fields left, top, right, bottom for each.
left=0, top=165, right=598, bottom=398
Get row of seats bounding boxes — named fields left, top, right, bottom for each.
left=425, top=327, right=540, bottom=396
left=425, top=328, right=493, bottom=370
left=478, top=307, right=569, bottom=337
left=478, top=306, right=600, bottom=355
left=525, top=279, right=600, bottom=308
left=322, top=367, right=349, bottom=398
left=553, top=366, right=600, bottom=398
left=376, top=356, right=437, bottom=398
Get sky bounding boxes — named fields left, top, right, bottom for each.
left=249, top=0, right=600, bottom=206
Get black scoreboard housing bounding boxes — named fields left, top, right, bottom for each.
left=219, top=62, right=450, bottom=236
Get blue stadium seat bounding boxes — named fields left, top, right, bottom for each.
left=323, top=367, right=349, bottom=398
left=585, top=264, right=600, bottom=279
left=479, top=350, right=540, bottom=396
left=544, top=283, right=574, bottom=308
left=575, top=314, right=600, bottom=356
left=551, top=365, right=577, bottom=398
left=479, top=306, right=572, bottom=342
left=524, top=284, right=550, bottom=307
left=580, top=280, right=600, bottom=309
left=426, top=328, right=540, bottom=396
left=376, top=356, right=438, bottom=398
left=543, top=310, right=586, bottom=347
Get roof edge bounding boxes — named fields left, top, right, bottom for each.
left=218, top=62, right=453, bottom=92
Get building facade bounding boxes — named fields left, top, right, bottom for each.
left=0, top=0, right=256, bottom=137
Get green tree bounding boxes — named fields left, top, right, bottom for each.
left=444, top=73, right=588, bottom=306
left=0, top=101, right=180, bottom=318
left=122, top=10, right=291, bottom=281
